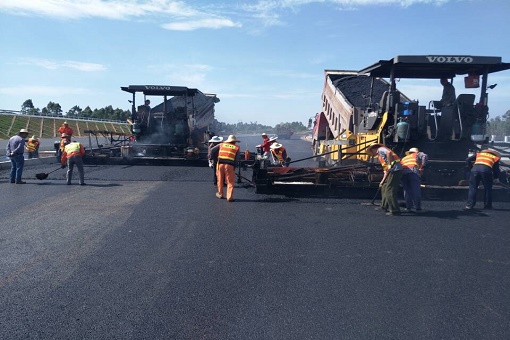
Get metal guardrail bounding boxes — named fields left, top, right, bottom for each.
left=0, top=109, right=127, bottom=124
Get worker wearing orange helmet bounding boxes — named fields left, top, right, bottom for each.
left=210, top=135, right=240, bottom=202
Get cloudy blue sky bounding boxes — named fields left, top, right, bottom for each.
left=0, top=0, right=509, bottom=126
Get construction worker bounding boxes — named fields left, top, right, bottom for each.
left=464, top=148, right=501, bottom=210
left=61, top=140, right=86, bottom=185
left=270, top=142, right=290, bottom=167
left=207, top=135, right=223, bottom=185
left=367, top=143, right=402, bottom=216
left=57, top=133, right=71, bottom=162
left=26, top=135, right=40, bottom=159
left=210, top=135, right=240, bottom=202
left=6, top=128, right=30, bottom=184
left=260, top=133, right=271, bottom=159
left=400, top=147, right=428, bottom=212
left=58, top=121, right=73, bottom=139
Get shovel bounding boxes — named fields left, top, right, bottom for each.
left=35, top=166, right=63, bottom=180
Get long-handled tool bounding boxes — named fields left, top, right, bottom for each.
left=361, top=186, right=382, bottom=206
left=35, top=166, right=63, bottom=180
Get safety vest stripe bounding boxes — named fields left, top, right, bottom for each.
left=474, top=152, right=499, bottom=167
left=378, top=150, right=400, bottom=171
left=218, top=143, right=239, bottom=163
left=401, top=153, right=418, bottom=169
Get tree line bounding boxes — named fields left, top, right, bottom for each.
left=487, top=110, right=510, bottom=139
left=19, top=99, right=309, bottom=133
left=20, top=99, right=130, bottom=122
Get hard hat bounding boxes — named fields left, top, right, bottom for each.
left=61, top=133, right=68, bottom=138
left=405, top=147, right=419, bottom=155
left=225, top=135, right=240, bottom=143
left=31, top=135, right=38, bottom=141
left=367, top=143, right=383, bottom=153
left=19, top=128, right=29, bottom=134
left=261, top=133, right=267, bottom=136
left=208, top=136, right=223, bottom=143
left=63, top=121, right=68, bottom=125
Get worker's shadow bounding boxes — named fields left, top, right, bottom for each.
left=35, top=182, right=122, bottom=187
left=412, top=209, right=494, bottom=219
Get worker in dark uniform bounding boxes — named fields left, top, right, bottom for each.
left=464, top=149, right=501, bottom=210
left=6, top=128, right=30, bottom=184
left=367, top=143, right=402, bottom=216
left=207, top=136, right=223, bottom=185
left=439, top=78, right=456, bottom=109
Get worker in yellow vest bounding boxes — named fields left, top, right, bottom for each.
left=400, top=147, right=428, bottom=212
left=210, top=135, right=240, bottom=202
left=26, top=135, right=41, bottom=159
left=465, top=148, right=501, bottom=210
left=61, top=141, right=86, bottom=186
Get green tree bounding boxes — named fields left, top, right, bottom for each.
left=82, top=106, right=93, bottom=118
left=67, top=105, right=83, bottom=118
left=44, top=101, right=63, bottom=116
left=487, top=110, right=510, bottom=139
left=20, top=99, right=40, bottom=115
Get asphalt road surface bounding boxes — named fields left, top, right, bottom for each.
left=1, top=134, right=510, bottom=339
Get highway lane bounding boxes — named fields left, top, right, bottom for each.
left=1, top=135, right=510, bottom=339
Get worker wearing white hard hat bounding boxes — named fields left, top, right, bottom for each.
left=400, top=147, right=428, bottom=212
left=6, top=128, right=30, bottom=183
left=207, top=136, right=224, bottom=184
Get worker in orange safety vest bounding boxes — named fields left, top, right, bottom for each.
left=58, top=121, right=73, bottom=139
left=367, top=143, right=403, bottom=216
left=270, top=142, right=290, bottom=167
left=465, top=148, right=501, bottom=210
left=61, top=141, right=86, bottom=185
left=400, top=147, right=428, bottom=212
left=57, top=133, right=71, bottom=162
left=26, top=135, right=41, bottom=159
left=210, top=135, right=240, bottom=202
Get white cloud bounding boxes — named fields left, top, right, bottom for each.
left=19, top=58, right=106, bottom=72
left=0, top=0, right=200, bottom=20
left=0, top=85, right=91, bottom=96
left=147, top=63, right=213, bottom=87
left=242, top=0, right=451, bottom=26
left=162, top=18, right=241, bottom=31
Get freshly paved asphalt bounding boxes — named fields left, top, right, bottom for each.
left=1, top=135, right=510, bottom=339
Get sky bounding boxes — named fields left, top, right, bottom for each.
left=1, top=0, right=510, bottom=127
